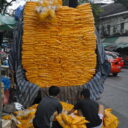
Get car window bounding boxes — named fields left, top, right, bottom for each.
left=111, top=54, right=117, bottom=58
left=106, top=55, right=114, bottom=60
left=105, top=51, right=119, bottom=58
left=107, top=53, right=117, bottom=58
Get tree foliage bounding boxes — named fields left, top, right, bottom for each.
left=0, top=0, right=16, bottom=14
left=91, top=4, right=103, bottom=25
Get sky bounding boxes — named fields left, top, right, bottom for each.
left=6, top=0, right=32, bottom=14
left=93, top=0, right=114, bottom=4
left=7, top=0, right=26, bottom=11
left=6, top=0, right=114, bottom=13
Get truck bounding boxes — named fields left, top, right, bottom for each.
left=8, top=0, right=110, bottom=109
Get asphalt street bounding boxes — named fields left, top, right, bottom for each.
left=99, top=69, right=128, bottom=128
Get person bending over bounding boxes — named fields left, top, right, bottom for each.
left=33, top=86, right=62, bottom=128
left=69, top=88, right=104, bottom=128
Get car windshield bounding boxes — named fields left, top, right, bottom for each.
left=105, top=51, right=118, bottom=58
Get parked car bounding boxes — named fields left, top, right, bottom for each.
left=124, top=56, right=128, bottom=68
left=117, top=57, right=125, bottom=68
left=106, top=51, right=124, bottom=68
left=106, top=54, right=121, bottom=76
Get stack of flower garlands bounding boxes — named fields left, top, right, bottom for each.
left=22, top=0, right=97, bottom=87
left=56, top=102, right=89, bottom=128
left=56, top=102, right=119, bottom=128
left=2, top=102, right=118, bottom=128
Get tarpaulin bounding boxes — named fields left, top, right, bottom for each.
left=0, top=14, right=16, bottom=30
left=102, top=36, right=128, bottom=50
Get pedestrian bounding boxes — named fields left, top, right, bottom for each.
left=33, top=86, right=62, bottom=128
left=69, top=88, right=104, bottom=128
left=1, top=71, right=11, bottom=104
left=1, top=71, right=10, bottom=91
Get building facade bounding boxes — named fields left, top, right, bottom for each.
left=98, top=3, right=128, bottom=38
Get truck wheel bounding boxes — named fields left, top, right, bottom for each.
left=113, top=73, right=118, bottom=76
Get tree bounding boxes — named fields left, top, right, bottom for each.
left=91, top=4, right=103, bottom=25
left=0, top=0, right=16, bottom=14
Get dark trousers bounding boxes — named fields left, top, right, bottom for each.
left=33, top=120, right=62, bottom=128
left=33, top=119, right=39, bottom=128
left=52, top=121, right=62, bottom=128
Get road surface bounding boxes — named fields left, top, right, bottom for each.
left=99, top=69, right=128, bottom=128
